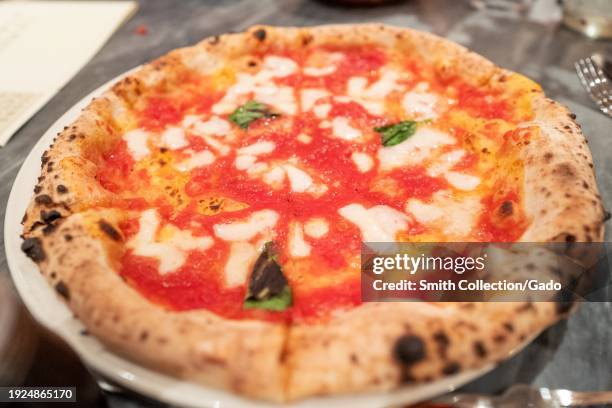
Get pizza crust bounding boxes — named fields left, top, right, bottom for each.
left=21, top=24, right=605, bottom=402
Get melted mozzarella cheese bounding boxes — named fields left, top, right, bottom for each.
left=313, top=103, right=331, bottom=119
left=402, top=91, right=439, bottom=120
left=301, top=89, right=330, bottom=111
left=346, top=70, right=403, bottom=115
left=191, top=116, right=231, bottom=136
left=378, top=127, right=455, bottom=171
left=123, top=129, right=150, bottom=160
left=445, top=171, right=481, bottom=191
left=255, top=84, right=297, bottom=115
left=338, top=204, right=408, bottom=242
left=427, top=150, right=465, bottom=176
left=283, top=164, right=314, bottom=192
left=176, top=150, right=215, bottom=172
left=235, top=154, right=257, bottom=170
left=201, top=135, right=231, bottom=156
left=237, top=141, right=275, bottom=156
left=406, top=191, right=481, bottom=237
left=213, top=209, right=279, bottom=241
left=332, top=117, right=362, bottom=141
left=212, top=56, right=298, bottom=115
left=224, top=242, right=259, bottom=287
left=262, top=55, right=298, bottom=78
left=351, top=152, right=374, bottom=173
left=263, top=166, right=286, bottom=187
left=161, top=126, right=188, bottom=150
left=304, top=218, right=329, bottom=238
left=128, top=209, right=213, bottom=274
left=288, top=223, right=311, bottom=257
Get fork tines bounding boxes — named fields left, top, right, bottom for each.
left=575, top=56, right=612, bottom=117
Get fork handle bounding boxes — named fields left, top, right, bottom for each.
left=558, top=390, right=612, bottom=406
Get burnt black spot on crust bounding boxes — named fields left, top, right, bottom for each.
left=55, top=281, right=70, bottom=300
left=140, top=331, right=149, bottom=341
left=499, top=201, right=513, bottom=217
left=442, top=362, right=460, bottom=375
left=41, top=210, right=61, bottom=224
left=42, top=223, right=57, bottom=235
left=503, top=322, right=514, bottom=332
left=393, top=335, right=426, bottom=366
left=35, top=194, right=53, bottom=206
left=64, top=234, right=73, bottom=242
left=253, top=28, right=266, bottom=41
left=99, top=220, right=121, bottom=241
left=21, top=237, right=46, bottom=262
left=544, top=152, right=554, bottom=162
left=604, top=210, right=611, bottom=222
left=432, top=331, right=450, bottom=357
left=33, top=185, right=42, bottom=194
left=569, top=113, right=577, bottom=120
left=56, top=184, right=68, bottom=194
left=473, top=341, right=487, bottom=358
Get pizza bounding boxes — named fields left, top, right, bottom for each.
left=20, top=24, right=605, bottom=402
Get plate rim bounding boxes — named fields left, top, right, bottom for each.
left=3, top=68, right=504, bottom=408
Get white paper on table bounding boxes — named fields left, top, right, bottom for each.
left=0, top=0, right=137, bottom=146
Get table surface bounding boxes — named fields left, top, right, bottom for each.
left=1, top=0, right=611, bottom=406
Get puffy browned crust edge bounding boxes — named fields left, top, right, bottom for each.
left=20, top=24, right=605, bottom=402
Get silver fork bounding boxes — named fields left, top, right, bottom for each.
left=575, top=56, right=612, bottom=118
left=433, top=384, right=612, bottom=407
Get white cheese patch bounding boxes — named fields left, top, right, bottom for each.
left=402, top=90, right=439, bottom=120
left=304, top=218, right=329, bottom=238
left=128, top=209, right=213, bottom=274
left=313, top=103, right=331, bottom=119
left=297, top=133, right=312, bottom=144
left=235, top=154, right=257, bottom=170
left=224, top=242, right=259, bottom=287
left=161, top=126, right=188, bottom=150
left=255, top=84, right=297, bottom=115
left=289, top=222, right=312, bottom=258
left=445, top=171, right=481, bottom=191
left=237, top=140, right=275, bottom=156
left=262, top=55, right=298, bottom=78
left=212, top=56, right=298, bottom=115
left=123, top=129, right=150, bottom=161
left=283, top=164, right=314, bottom=193
left=378, top=126, right=455, bottom=171
left=351, top=152, right=374, bottom=173
left=191, top=116, right=231, bottom=136
left=176, top=150, right=215, bottom=172
left=338, top=204, right=408, bottom=242
left=262, top=166, right=286, bottom=187
left=301, top=89, right=330, bottom=111
left=332, top=117, right=362, bottom=141
left=406, top=191, right=481, bottom=237
left=427, top=150, right=465, bottom=177
left=201, top=135, right=231, bottom=156
left=346, top=70, right=403, bottom=115
left=214, top=209, right=279, bottom=242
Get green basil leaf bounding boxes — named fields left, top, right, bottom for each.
left=243, top=242, right=292, bottom=311
left=375, top=120, right=419, bottom=147
left=244, top=286, right=292, bottom=311
left=229, top=100, right=278, bottom=129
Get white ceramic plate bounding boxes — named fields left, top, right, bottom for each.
left=5, top=70, right=515, bottom=408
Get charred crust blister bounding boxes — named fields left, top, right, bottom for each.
left=56, top=184, right=68, bottom=194
left=442, top=362, right=460, bottom=375
left=54, top=281, right=70, bottom=300
left=99, top=220, right=122, bottom=241
left=21, top=237, right=46, bottom=263
left=34, top=194, right=53, bottom=206
left=41, top=210, right=61, bottom=224
left=253, top=28, right=266, bottom=41
left=393, top=334, right=426, bottom=366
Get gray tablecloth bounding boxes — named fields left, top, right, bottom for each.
left=1, top=0, right=610, bottom=406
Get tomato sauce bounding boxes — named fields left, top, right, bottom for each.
left=96, top=45, right=529, bottom=322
